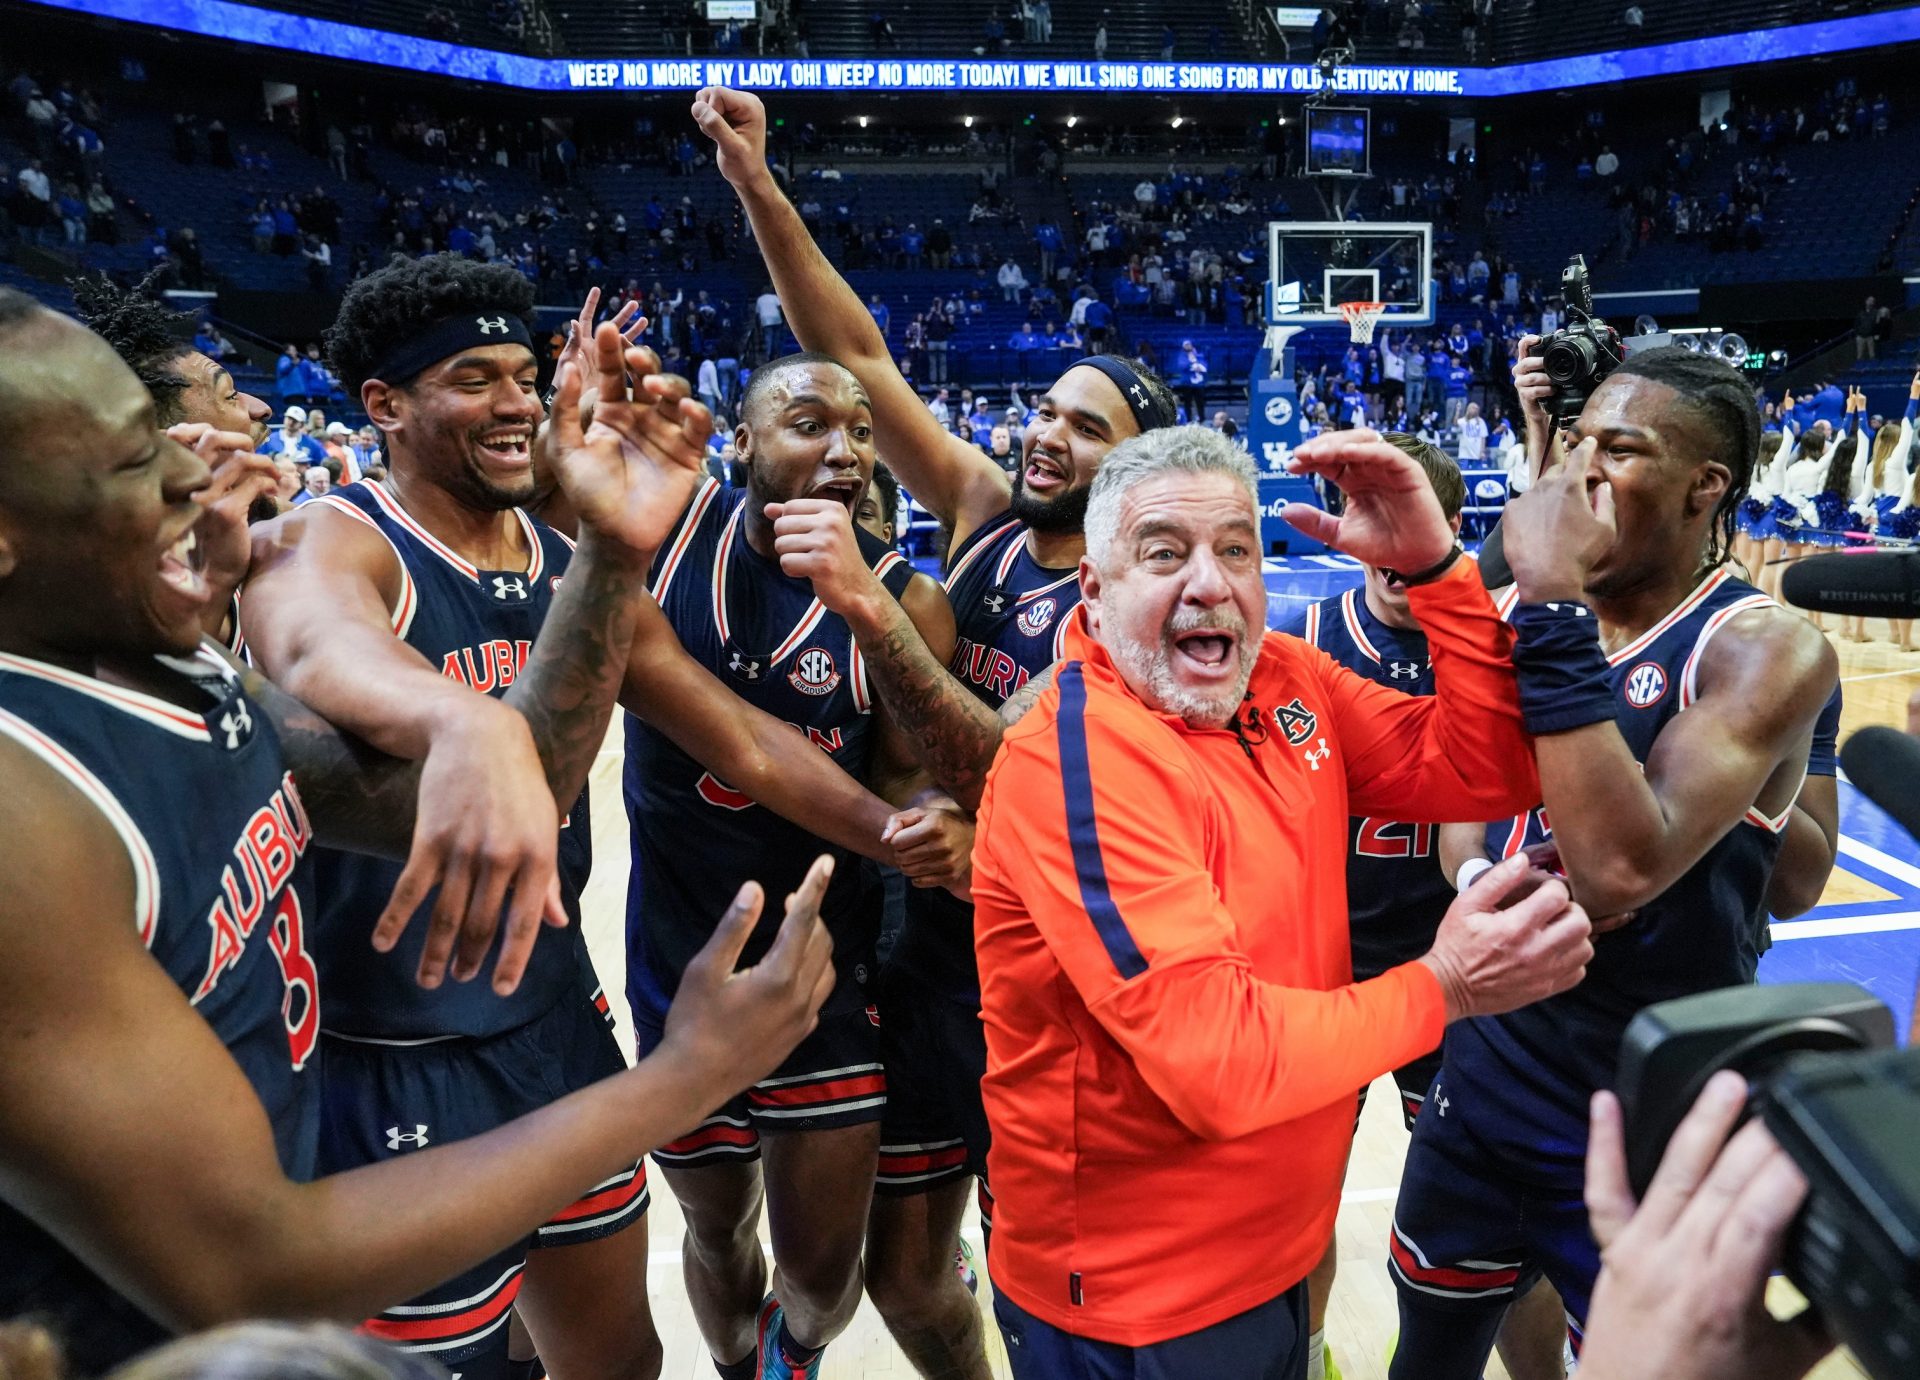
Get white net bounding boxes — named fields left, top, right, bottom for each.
left=1340, top=301, right=1387, bottom=345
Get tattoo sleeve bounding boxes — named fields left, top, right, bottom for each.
left=237, top=530, right=645, bottom=859
left=852, top=594, right=1004, bottom=814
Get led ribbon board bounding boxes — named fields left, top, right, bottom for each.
left=24, top=0, right=1920, bottom=97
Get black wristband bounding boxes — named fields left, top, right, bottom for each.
left=1386, top=542, right=1465, bottom=588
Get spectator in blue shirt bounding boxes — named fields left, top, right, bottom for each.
left=300, top=345, right=339, bottom=403
left=275, top=345, right=306, bottom=404
left=968, top=400, right=994, bottom=447
left=1177, top=340, right=1208, bottom=422
left=900, top=223, right=926, bottom=268
left=261, top=407, right=327, bottom=465
left=1082, top=297, right=1113, bottom=352
left=868, top=292, right=891, bottom=339
left=1034, top=219, right=1063, bottom=280
left=1443, top=354, right=1474, bottom=425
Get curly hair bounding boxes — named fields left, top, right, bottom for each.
left=68, top=271, right=198, bottom=424
left=325, top=252, right=536, bottom=394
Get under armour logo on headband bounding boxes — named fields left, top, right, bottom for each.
left=476, top=316, right=509, bottom=334
left=1129, top=384, right=1146, bottom=404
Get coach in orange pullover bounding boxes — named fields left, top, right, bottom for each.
left=972, top=425, right=1596, bottom=1377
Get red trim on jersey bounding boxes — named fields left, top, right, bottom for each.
left=1678, top=592, right=1775, bottom=707
left=712, top=500, right=829, bottom=668
left=652, top=476, right=721, bottom=603
left=941, top=512, right=1023, bottom=591
left=1607, top=568, right=1733, bottom=667
left=0, top=652, right=210, bottom=739
left=1339, top=588, right=1382, bottom=664
left=1303, top=602, right=1322, bottom=646
left=359, top=480, right=481, bottom=580
left=313, top=492, right=417, bottom=635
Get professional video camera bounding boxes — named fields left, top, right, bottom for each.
left=1618, top=983, right=1915, bottom=1378
left=1526, top=255, right=1753, bottom=425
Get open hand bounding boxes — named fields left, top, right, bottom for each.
left=1282, top=427, right=1456, bottom=573
left=1418, top=852, right=1593, bottom=1022
left=547, top=321, right=712, bottom=563
left=551, top=285, right=647, bottom=389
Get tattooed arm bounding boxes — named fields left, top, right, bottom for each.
left=997, top=661, right=1057, bottom=728
left=770, top=498, right=1005, bottom=812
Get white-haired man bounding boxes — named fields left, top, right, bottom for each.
left=969, top=425, right=1600, bottom=1378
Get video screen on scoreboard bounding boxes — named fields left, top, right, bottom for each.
left=1305, top=107, right=1370, bottom=176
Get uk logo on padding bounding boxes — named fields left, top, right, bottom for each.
left=491, top=575, right=529, bottom=602
left=789, top=647, right=842, bottom=697
left=387, top=1124, right=430, bottom=1150
left=1623, top=661, right=1668, bottom=709
left=1016, top=597, right=1058, bottom=638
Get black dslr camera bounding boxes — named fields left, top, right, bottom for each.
left=1619, top=984, right=1918, bottom=1378
left=1527, top=255, right=1626, bottom=426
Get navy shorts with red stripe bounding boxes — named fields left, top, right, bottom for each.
left=314, top=974, right=647, bottom=1374
left=1354, top=1041, right=1445, bottom=1134
left=636, top=1003, right=887, bottom=1169
left=874, top=962, right=990, bottom=1196
left=1385, top=1071, right=1591, bottom=1379
left=993, top=1281, right=1308, bottom=1380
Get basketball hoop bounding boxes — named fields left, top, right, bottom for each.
left=1339, top=301, right=1387, bottom=345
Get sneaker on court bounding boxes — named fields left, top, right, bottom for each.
left=1323, top=1341, right=1342, bottom=1380
left=955, top=1238, right=978, bottom=1296
left=756, top=1294, right=824, bottom=1380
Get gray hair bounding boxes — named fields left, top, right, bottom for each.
left=1084, top=424, right=1260, bottom=565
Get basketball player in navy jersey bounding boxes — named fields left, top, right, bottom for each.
left=0, top=287, right=836, bottom=1373
left=698, top=86, right=1179, bottom=1380
left=240, top=256, right=925, bottom=1378
left=626, top=351, right=972, bottom=1380
left=1383, top=348, right=1840, bottom=1379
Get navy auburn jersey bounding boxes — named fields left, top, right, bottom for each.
left=892, top=507, right=1083, bottom=1003
left=300, top=480, right=592, bottom=1040
left=0, top=643, right=320, bottom=1370
left=1448, top=568, right=1791, bottom=1163
left=624, top=478, right=915, bottom=1021
left=1282, top=587, right=1453, bottom=980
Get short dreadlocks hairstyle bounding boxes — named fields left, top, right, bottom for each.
left=1610, top=346, right=1762, bottom=574
left=325, top=252, right=537, bottom=395
left=69, top=271, right=199, bottom=424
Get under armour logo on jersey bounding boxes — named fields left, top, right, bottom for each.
left=982, top=592, right=1007, bottom=614
left=1434, top=1092, right=1451, bottom=1118
left=1302, top=737, right=1331, bottom=771
left=1274, top=696, right=1318, bottom=746
left=218, top=701, right=254, bottom=750
left=475, top=315, right=509, bottom=334
left=728, top=651, right=762, bottom=681
left=1387, top=661, right=1423, bottom=680
left=491, top=575, right=529, bottom=602
left=386, top=1124, right=430, bottom=1150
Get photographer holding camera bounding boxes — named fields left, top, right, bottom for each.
left=1388, top=335, right=1841, bottom=1378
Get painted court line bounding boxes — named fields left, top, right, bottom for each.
left=1772, top=909, right=1920, bottom=941
left=1838, top=835, right=1920, bottom=890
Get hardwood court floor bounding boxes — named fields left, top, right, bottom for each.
left=576, top=617, right=1910, bottom=1379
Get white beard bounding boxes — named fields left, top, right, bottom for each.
left=1106, top=623, right=1257, bottom=730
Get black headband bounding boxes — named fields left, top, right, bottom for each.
left=370, top=311, right=536, bottom=386
left=1067, top=356, right=1176, bottom=433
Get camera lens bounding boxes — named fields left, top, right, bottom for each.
left=1541, top=333, right=1600, bottom=385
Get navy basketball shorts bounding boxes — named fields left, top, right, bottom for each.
left=314, top=977, right=647, bottom=1371
left=635, top=1000, right=887, bottom=1170
left=874, top=962, right=991, bottom=1197
left=1354, top=1041, right=1446, bottom=1134
left=993, top=1283, right=1308, bottom=1380
left=1387, top=1071, right=1597, bottom=1337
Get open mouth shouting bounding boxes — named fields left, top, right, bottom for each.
left=808, top=473, right=865, bottom=512
left=157, top=516, right=208, bottom=605
left=1023, top=450, right=1069, bottom=495
left=1170, top=624, right=1243, bottom=682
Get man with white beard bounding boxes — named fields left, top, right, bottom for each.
left=967, top=424, right=1599, bottom=1379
